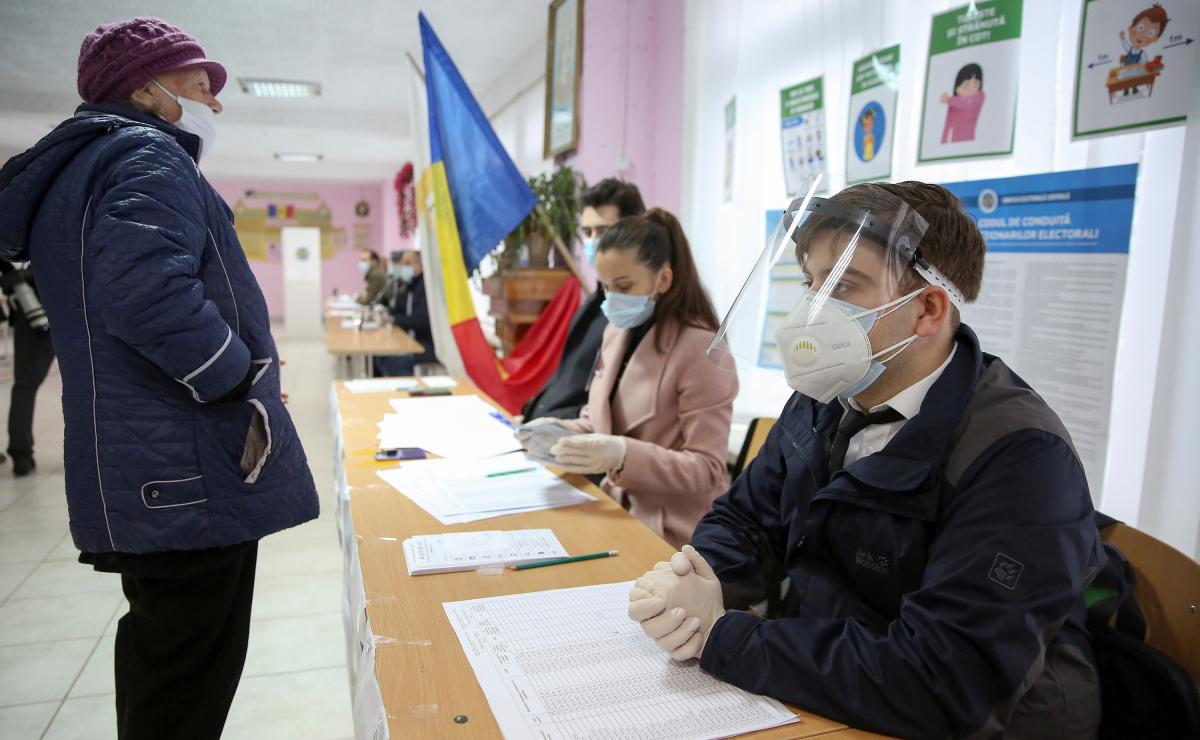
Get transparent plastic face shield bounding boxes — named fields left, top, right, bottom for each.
left=707, top=179, right=963, bottom=376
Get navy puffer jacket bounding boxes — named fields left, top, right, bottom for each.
left=0, top=103, right=318, bottom=554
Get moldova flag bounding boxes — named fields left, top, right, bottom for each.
left=417, top=13, right=580, bottom=414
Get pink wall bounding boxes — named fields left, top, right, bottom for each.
left=567, top=0, right=685, bottom=214
left=208, top=177, right=412, bottom=318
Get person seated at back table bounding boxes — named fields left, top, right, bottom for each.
left=626, top=181, right=1104, bottom=738
left=521, top=178, right=646, bottom=421
left=519, top=209, right=737, bottom=548
left=374, top=249, right=437, bottom=377
left=356, top=249, right=387, bottom=305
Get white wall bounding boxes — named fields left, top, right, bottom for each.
left=682, top=0, right=1200, bottom=557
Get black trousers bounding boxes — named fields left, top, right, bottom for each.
left=102, top=541, right=259, bottom=740
left=7, top=310, right=55, bottom=458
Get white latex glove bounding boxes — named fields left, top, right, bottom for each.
left=627, top=545, right=724, bottom=660
left=514, top=416, right=560, bottom=445
left=550, top=433, right=627, bottom=474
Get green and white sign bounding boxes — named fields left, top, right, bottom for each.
left=846, top=44, right=900, bottom=184
left=918, top=0, right=1023, bottom=163
left=780, top=77, right=826, bottom=197
left=1072, top=0, right=1198, bottom=140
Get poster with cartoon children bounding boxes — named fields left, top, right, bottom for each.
left=846, top=44, right=899, bottom=183
left=919, top=0, right=1022, bottom=163
left=1073, top=0, right=1198, bottom=139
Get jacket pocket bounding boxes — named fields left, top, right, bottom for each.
left=141, top=476, right=206, bottom=509
left=240, top=400, right=273, bottom=483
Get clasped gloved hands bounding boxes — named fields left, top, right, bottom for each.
left=627, top=545, right=725, bottom=660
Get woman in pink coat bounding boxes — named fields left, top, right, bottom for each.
left=526, top=209, right=737, bottom=548
left=940, top=63, right=985, bottom=144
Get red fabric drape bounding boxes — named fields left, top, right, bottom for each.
left=453, top=275, right=581, bottom=414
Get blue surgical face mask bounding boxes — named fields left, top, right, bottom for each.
left=602, top=291, right=657, bottom=329
left=582, top=238, right=599, bottom=264
left=397, top=265, right=416, bottom=283
left=359, top=262, right=371, bottom=276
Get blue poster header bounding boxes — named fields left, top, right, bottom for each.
left=942, top=164, right=1138, bottom=254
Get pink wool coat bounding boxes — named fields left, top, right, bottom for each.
left=560, top=321, right=738, bottom=548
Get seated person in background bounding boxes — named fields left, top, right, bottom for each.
left=626, top=182, right=1104, bottom=738
left=521, top=178, right=645, bottom=421
left=356, top=249, right=387, bottom=305
left=374, top=249, right=437, bottom=377
left=520, top=209, right=737, bottom=548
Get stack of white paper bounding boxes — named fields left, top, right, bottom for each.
left=343, top=378, right=421, bottom=394
left=444, top=581, right=800, bottom=739
left=416, top=375, right=457, bottom=388
left=376, top=453, right=595, bottom=525
left=403, top=529, right=567, bottom=575
left=379, top=395, right=521, bottom=459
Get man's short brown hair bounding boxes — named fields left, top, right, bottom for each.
left=796, top=181, right=985, bottom=305
left=869, top=181, right=985, bottom=303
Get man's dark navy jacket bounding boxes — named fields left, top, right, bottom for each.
left=692, top=325, right=1105, bottom=738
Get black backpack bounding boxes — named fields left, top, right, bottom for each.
left=1088, top=514, right=1200, bottom=739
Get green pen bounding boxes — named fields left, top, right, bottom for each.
left=508, top=550, right=619, bottom=571
left=485, top=466, right=538, bottom=479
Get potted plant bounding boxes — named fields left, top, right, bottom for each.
left=501, top=166, right=586, bottom=270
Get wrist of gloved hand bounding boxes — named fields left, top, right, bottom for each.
left=550, top=433, right=627, bottom=475
left=627, top=545, right=725, bottom=660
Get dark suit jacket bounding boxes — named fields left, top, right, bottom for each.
left=521, top=286, right=607, bottom=420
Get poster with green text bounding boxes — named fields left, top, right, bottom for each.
left=780, top=77, right=826, bottom=197
left=919, top=0, right=1023, bottom=163
left=846, top=44, right=900, bottom=184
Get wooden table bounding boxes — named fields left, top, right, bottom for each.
left=324, top=315, right=426, bottom=378
left=1106, top=65, right=1160, bottom=103
left=333, top=380, right=860, bottom=739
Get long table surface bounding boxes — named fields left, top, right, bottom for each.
left=335, top=379, right=860, bottom=739
left=325, top=315, right=426, bottom=356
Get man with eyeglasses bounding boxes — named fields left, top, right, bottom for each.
left=521, top=178, right=645, bottom=420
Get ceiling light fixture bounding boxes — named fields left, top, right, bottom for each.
left=274, top=152, right=324, bottom=163
left=239, top=78, right=322, bottom=98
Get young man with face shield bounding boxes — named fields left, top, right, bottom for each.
left=626, top=181, right=1104, bottom=738
left=0, top=17, right=318, bottom=739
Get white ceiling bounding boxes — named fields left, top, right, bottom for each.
left=0, top=0, right=548, bottom=182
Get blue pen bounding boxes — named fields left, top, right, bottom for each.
left=489, top=411, right=515, bottom=429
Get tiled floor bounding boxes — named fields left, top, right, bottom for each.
left=0, top=330, right=354, bottom=739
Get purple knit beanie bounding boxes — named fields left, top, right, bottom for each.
left=77, top=17, right=227, bottom=103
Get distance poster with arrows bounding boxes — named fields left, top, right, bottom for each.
left=1073, top=0, right=1198, bottom=139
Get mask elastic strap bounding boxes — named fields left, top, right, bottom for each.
left=152, top=79, right=180, bottom=103
left=870, top=334, right=918, bottom=364
left=847, top=287, right=924, bottom=323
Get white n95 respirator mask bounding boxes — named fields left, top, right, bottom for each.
left=773, top=288, right=922, bottom=404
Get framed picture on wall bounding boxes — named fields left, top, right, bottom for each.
left=544, top=0, right=584, bottom=157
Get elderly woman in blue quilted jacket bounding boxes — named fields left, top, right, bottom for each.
left=0, top=18, right=318, bottom=740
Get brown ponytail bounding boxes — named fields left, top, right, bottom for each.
left=597, top=207, right=720, bottom=353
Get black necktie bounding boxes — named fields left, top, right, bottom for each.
left=828, top=406, right=904, bottom=474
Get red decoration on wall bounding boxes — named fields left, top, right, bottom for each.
left=394, top=162, right=417, bottom=238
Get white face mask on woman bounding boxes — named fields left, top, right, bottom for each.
left=153, top=80, right=217, bottom=160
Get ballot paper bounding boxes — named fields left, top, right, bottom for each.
left=380, top=395, right=522, bottom=459
left=443, top=581, right=800, bottom=740
left=376, top=453, right=595, bottom=525
left=417, top=375, right=458, bottom=388
left=402, top=529, right=567, bottom=575
left=520, top=422, right=578, bottom=466
left=343, top=378, right=421, bottom=394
